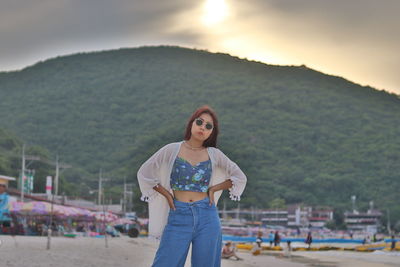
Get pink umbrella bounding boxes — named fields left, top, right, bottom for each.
left=94, top=211, right=119, bottom=222
left=9, top=201, right=51, bottom=215
left=111, top=218, right=135, bottom=226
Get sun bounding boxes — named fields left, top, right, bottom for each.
left=201, top=0, right=229, bottom=27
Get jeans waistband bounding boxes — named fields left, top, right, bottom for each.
left=173, top=196, right=210, bottom=208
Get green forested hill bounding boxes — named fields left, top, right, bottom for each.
left=0, top=128, right=56, bottom=192
left=0, top=46, right=399, bottom=227
left=0, top=129, right=21, bottom=180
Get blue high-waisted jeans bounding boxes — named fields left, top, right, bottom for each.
left=151, top=197, right=222, bottom=267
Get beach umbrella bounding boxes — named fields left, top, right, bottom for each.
left=8, top=201, right=24, bottom=213
left=9, top=201, right=96, bottom=219
left=8, top=201, right=52, bottom=215
left=94, top=211, right=119, bottom=222
left=53, top=205, right=95, bottom=219
left=111, top=218, right=135, bottom=226
left=53, top=205, right=74, bottom=217
left=28, top=201, right=52, bottom=214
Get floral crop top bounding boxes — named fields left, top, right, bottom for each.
left=170, top=157, right=212, bottom=192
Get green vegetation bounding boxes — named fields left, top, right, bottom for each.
left=0, top=46, right=399, bottom=227
left=0, top=128, right=58, bottom=193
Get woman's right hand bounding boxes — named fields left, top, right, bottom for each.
left=153, top=184, right=176, bottom=210
left=166, top=193, right=176, bottom=211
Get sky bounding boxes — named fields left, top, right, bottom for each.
left=1, top=0, right=399, bottom=95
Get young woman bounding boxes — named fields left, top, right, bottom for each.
left=137, top=105, right=247, bottom=267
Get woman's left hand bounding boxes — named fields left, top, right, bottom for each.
left=208, top=187, right=215, bottom=206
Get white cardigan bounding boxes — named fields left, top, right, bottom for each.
left=137, top=141, right=247, bottom=240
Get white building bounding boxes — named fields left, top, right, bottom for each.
left=344, top=209, right=382, bottom=234
left=261, top=210, right=288, bottom=226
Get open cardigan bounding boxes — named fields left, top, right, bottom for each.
left=137, top=141, right=247, bottom=240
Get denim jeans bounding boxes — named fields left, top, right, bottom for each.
left=152, top=197, right=222, bottom=267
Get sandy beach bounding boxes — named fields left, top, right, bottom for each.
left=0, top=235, right=398, bottom=267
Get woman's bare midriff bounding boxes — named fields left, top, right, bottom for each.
left=173, top=190, right=208, bottom=202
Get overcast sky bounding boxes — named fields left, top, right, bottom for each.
left=1, top=0, right=399, bottom=94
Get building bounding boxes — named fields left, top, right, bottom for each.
left=261, top=210, right=288, bottom=226
left=309, top=208, right=334, bottom=228
left=260, top=205, right=333, bottom=228
left=0, top=175, right=16, bottom=187
left=344, top=209, right=382, bottom=234
left=287, top=205, right=312, bottom=228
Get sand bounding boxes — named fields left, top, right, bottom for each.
left=0, top=235, right=398, bottom=267
left=293, top=250, right=400, bottom=267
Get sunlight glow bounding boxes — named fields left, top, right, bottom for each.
left=221, top=37, right=289, bottom=66
left=201, top=0, right=229, bottom=26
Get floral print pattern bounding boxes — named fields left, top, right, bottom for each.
left=170, top=157, right=212, bottom=192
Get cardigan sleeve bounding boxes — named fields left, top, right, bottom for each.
left=137, top=144, right=170, bottom=202
left=215, top=148, right=247, bottom=201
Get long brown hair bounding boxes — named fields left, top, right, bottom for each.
left=184, top=105, right=219, bottom=147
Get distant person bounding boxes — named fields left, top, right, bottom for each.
left=287, top=240, right=292, bottom=252
left=362, top=235, right=371, bottom=245
left=256, top=231, right=263, bottom=247
left=391, top=235, right=396, bottom=251
left=222, top=242, right=243, bottom=260
left=305, top=232, right=313, bottom=248
left=269, top=231, right=274, bottom=247
left=106, top=224, right=117, bottom=237
left=274, top=231, right=281, bottom=247
left=252, top=231, right=264, bottom=255
left=373, top=233, right=377, bottom=242
left=0, top=181, right=11, bottom=234
left=137, top=105, right=247, bottom=267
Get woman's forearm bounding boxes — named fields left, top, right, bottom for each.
left=153, top=184, right=173, bottom=199
left=209, top=179, right=233, bottom=193
left=153, top=184, right=176, bottom=210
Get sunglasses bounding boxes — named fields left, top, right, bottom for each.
left=195, top=118, right=213, bottom=130
left=0, top=184, right=6, bottom=187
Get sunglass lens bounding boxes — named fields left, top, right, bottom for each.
left=195, top=119, right=203, bottom=126
left=206, top=123, right=213, bottom=130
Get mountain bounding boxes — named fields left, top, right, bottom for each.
left=0, top=46, right=399, bottom=227
left=0, top=128, right=21, bottom=180
left=0, top=128, right=56, bottom=192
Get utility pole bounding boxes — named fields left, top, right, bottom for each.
left=387, top=209, right=391, bottom=235
left=20, top=144, right=40, bottom=201
left=98, top=169, right=110, bottom=206
left=55, top=155, right=59, bottom=196
left=21, top=144, right=25, bottom=201
left=53, top=155, right=71, bottom=196
left=20, top=144, right=69, bottom=201
left=125, top=183, right=134, bottom=212
left=102, top=192, right=109, bottom=248
left=123, top=177, right=127, bottom=214
left=98, top=169, right=103, bottom=205
left=122, top=176, right=134, bottom=213
left=47, top=177, right=55, bottom=250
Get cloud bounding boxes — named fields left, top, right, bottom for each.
left=0, top=0, right=196, bottom=70
left=172, top=0, right=400, bottom=92
left=0, top=0, right=399, bottom=93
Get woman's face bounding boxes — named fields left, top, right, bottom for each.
left=190, top=113, right=213, bottom=142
